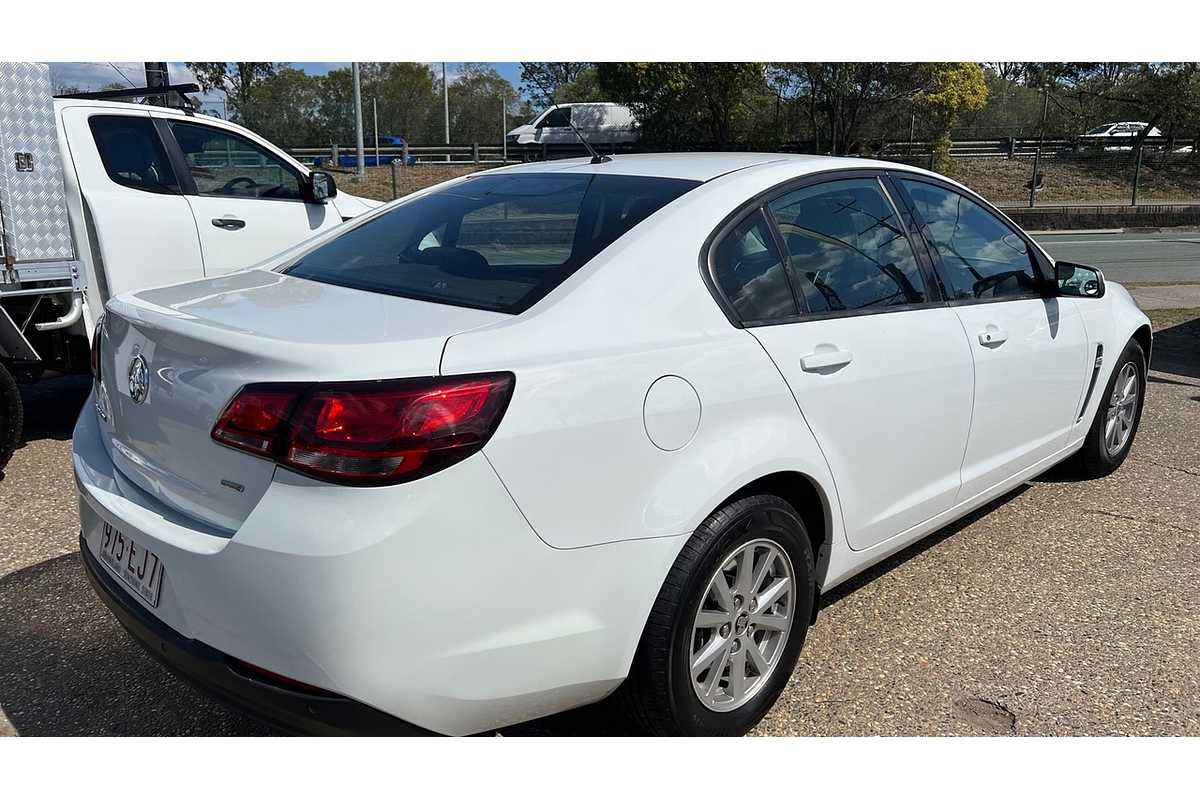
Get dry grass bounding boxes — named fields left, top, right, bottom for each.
left=949, top=157, right=1200, bottom=207
left=1146, top=307, right=1200, bottom=332
left=332, top=156, right=1200, bottom=209
left=333, top=164, right=495, bottom=202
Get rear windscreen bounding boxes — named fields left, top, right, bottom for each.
left=285, top=172, right=699, bottom=313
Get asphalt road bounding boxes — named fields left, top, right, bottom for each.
left=2, top=319, right=1198, bottom=736
left=1034, top=230, right=1200, bottom=283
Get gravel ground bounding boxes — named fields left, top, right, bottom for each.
left=1, top=317, right=1197, bottom=737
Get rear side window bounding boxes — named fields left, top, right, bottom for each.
left=768, top=178, right=927, bottom=313
left=89, top=115, right=180, bottom=194
left=286, top=173, right=698, bottom=314
left=900, top=179, right=1041, bottom=301
left=711, top=211, right=798, bottom=323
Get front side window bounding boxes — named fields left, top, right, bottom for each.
left=286, top=173, right=698, bottom=314
left=170, top=122, right=304, bottom=200
left=899, top=179, right=1041, bottom=301
left=711, top=211, right=797, bottom=323
left=768, top=178, right=927, bottom=313
left=538, top=107, right=572, bottom=129
left=89, top=115, right=180, bottom=194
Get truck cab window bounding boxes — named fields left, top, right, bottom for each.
left=89, top=116, right=180, bottom=194
left=170, top=122, right=304, bottom=201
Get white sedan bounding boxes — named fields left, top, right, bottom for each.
left=74, top=153, right=1150, bottom=736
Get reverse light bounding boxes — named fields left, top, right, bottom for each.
left=211, top=373, right=514, bottom=486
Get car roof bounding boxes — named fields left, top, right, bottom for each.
left=488, top=152, right=920, bottom=183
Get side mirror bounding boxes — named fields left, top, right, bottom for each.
left=1055, top=260, right=1105, bottom=298
left=307, top=170, right=337, bottom=204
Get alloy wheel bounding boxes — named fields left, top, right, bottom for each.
left=689, top=538, right=795, bottom=712
left=1104, top=362, right=1139, bottom=457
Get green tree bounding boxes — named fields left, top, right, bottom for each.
left=449, top=63, right=519, bottom=143
left=248, top=67, right=322, bottom=147
left=914, top=62, right=988, bottom=173
left=773, top=63, right=923, bottom=154
left=519, top=62, right=593, bottom=106
left=185, top=62, right=279, bottom=130
left=595, top=62, right=767, bottom=148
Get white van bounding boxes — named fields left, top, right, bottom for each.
left=506, top=102, right=639, bottom=147
left=0, top=63, right=379, bottom=469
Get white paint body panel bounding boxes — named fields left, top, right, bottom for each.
left=950, top=298, right=1089, bottom=500
left=51, top=98, right=378, bottom=329
left=72, top=153, right=1151, bottom=734
left=750, top=308, right=975, bottom=551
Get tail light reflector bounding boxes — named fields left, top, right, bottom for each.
left=211, top=373, right=514, bottom=486
left=90, top=317, right=104, bottom=382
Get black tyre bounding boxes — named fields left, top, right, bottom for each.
left=617, top=494, right=815, bottom=735
left=0, top=363, right=22, bottom=472
left=1071, top=338, right=1146, bottom=478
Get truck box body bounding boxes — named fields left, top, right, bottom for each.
left=0, top=62, right=76, bottom=275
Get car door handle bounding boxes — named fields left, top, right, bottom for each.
left=978, top=326, right=1009, bottom=347
left=800, top=348, right=854, bottom=372
left=211, top=216, right=246, bottom=231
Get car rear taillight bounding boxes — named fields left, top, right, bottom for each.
left=210, top=373, right=514, bottom=486
left=90, top=318, right=104, bottom=382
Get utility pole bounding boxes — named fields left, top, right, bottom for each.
left=144, top=62, right=172, bottom=107
left=373, top=97, right=380, bottom=168
left=352, top=62, right=365, bottom=177
left=443, top=62, right=450, bottom=147
left=501, top=91, right=508, bottom=164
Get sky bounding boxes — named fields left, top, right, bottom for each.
left=49, top=61, right=524, bottom=96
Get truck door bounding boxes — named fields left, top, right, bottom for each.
left=163, top=119, right=343, bottom=274
left=61, top=107, right=204, bottom=297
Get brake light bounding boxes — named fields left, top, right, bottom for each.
left=90, top=318, right=104, bottom=382
left=210, top=373, right=514, bottom=486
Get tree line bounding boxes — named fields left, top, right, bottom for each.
left=183, top=62, right=1200, bottom=173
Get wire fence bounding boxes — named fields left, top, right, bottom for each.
left=290, top=135, right=1200, bottom=209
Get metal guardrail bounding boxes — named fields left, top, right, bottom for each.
left=290, top=137, right=1199, bottom=166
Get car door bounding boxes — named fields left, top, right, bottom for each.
left=164, top=119, right=342, bottom=275
left=534, top=106, right=576, bottom=145
left=893, top=176, right=1089, bottom=501
left=710, top=174, right=975, bottom=551
left=61, top=107, right=204, bottom=299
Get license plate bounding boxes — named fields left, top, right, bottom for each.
left=98, top=521, right=165, bottom=608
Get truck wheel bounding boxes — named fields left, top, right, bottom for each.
left=0, top=363, right=22, bottom=472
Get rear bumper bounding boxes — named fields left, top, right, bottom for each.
left=80, top=533, right=430, bottom=735
left=73, top=397, right=686, bottom=735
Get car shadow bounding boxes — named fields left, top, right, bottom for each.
left=1149, top=316, right=1200, bottom=380
left=17, top=374, right=90, bottom=444
left=0, top=552, right=269, bottom=736
left=1, top=488, right=1029, bottom=737
left=816, top=485, right=1029, bottom=610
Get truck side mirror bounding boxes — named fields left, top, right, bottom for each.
left=307, top=171, right=337, bottom=203
left=1055, top=261, right=1105, bottom=298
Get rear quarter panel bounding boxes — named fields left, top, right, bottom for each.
left=440, top=169, right=847, bottom=555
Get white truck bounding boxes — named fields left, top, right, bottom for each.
left=0, top=62, right=379, bottom=470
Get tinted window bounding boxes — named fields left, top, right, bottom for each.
left=170, top=122, right=304, bottom=200
left=768, top=178, right=927, bottom=313
left=539, top=107, right=572, bottom=128
left=287, top=173, right=698, bottom=314
left=711, top=212, right=797, bottom=323
left=89, top=115, right=179, bottom=194
left=900, top=179, right=1041, bottom=301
